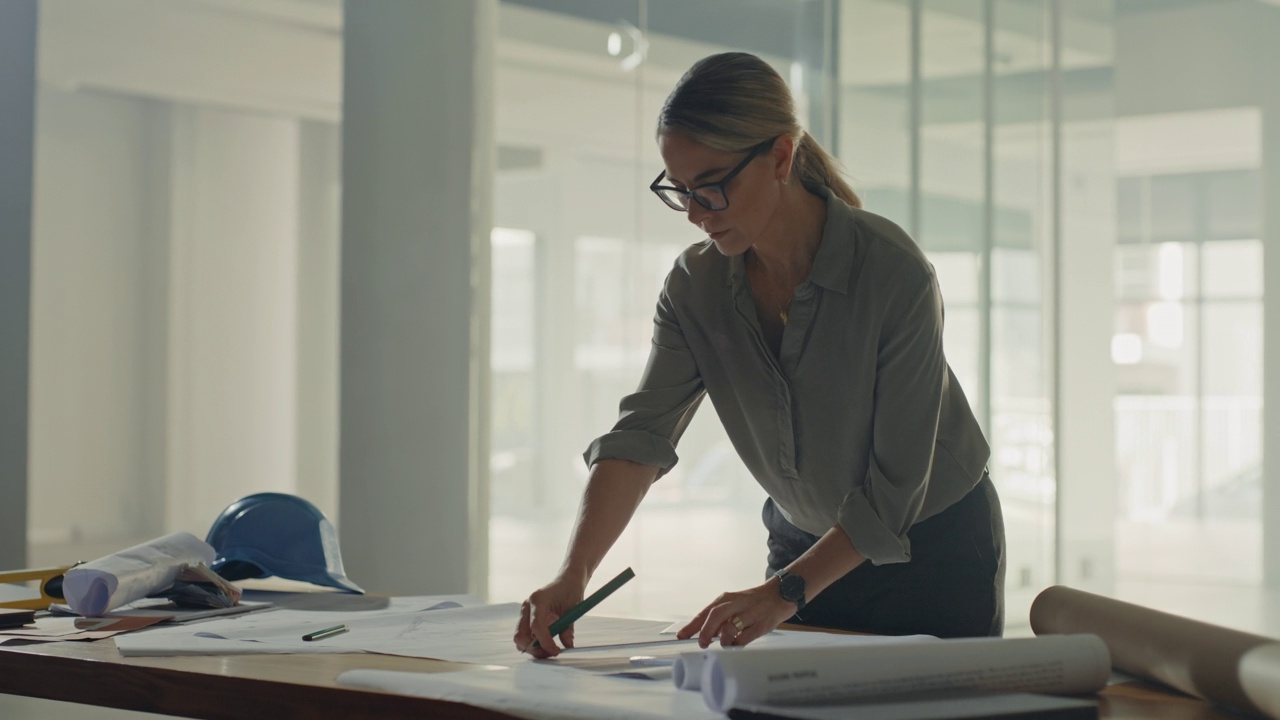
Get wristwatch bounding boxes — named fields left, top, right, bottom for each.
left=773, top=569, right=807, bottom=611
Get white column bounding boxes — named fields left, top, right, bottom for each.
left=1263, top=97, right=1280, bottom=589
left=339, top=0, right=494, bottom=597
left=1056, top=3, right=1117, bottom=595
left=1058, top=119, right=1118, bottom=593
left=295, top=121, right=342, bottom=521
left=0, top=0, right=36, bottom=569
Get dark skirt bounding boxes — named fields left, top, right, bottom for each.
left=764, top=473, right=1006, bottom=638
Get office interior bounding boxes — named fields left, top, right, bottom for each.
left=2, top=0, right=1279, bottom=716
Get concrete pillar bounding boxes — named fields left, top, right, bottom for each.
left=339, top=0, right=494, bottom=597
left=0, top=0, right=37, bottom=569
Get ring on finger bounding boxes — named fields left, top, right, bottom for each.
left=730, top=615, right=745, bottom=633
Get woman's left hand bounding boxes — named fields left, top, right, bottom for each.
left=675, top=578, right=797, bottom=648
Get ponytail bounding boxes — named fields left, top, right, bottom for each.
left=792, top=131, right=861, bottom=209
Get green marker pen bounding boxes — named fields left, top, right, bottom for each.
left=531, top=566, right=635, bottom=651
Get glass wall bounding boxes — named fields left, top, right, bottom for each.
left=488, top=0, right=835, bottom=618
left=1113, top=165, right=1263, bottom=583
left=488, top=0, right=1276, bottom=629
left=838, top=0, right=1076, bottom=629
left=17, top=0, right=1275, bottom=636
left=836, top=0, right=1274, bottom=633
left=1107, top=2, right=1269, bottom=619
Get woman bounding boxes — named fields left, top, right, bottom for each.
left=513, top=52, right=1004, bottom=657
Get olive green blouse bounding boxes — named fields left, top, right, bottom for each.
left=583, top=188, right=990, bottom=566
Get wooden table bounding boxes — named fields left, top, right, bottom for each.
left=1, top=638, right=516, bottom=720
left=0, top=640, right=1247, bottom=720
left=0, top=591, right=1246, bottom=720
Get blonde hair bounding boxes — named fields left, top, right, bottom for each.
left=656, top=52, right=861, bottom=208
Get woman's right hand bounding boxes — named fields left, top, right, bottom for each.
left=513, top=572, right=587, bottom=658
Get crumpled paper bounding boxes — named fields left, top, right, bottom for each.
left=63, top=532, right=216, bottom=616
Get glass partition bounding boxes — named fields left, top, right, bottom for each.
left=490, top=0, right=835, bottom=618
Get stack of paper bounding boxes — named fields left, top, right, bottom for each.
left=110, top=600, right=1109, bottom=720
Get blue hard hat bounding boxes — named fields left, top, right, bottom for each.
left=206, top=492, right=364, bottom=594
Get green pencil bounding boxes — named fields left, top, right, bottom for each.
left=531, top=566, right=635, bottom=650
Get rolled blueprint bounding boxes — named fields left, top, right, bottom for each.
left=63, top=532, right=216, bottom=616
left=1030, top=584, right=1279, bottom=719
left=700, top=634, right=1110, bottom=713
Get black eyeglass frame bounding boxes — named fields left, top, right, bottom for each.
left=649, top=138, right=775, bottom=212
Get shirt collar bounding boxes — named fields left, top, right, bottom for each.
left=808, top=186, right=857, bottom=295
left=724, top=186, right=858, bottom=293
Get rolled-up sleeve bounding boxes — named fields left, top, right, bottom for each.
left=583, top=275, right=706, bottom=475
left=836, top=265, right=946, bottom=565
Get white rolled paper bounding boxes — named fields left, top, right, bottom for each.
left=63, top=531, right=216, bottom=616
left=1239, top=643, right=1280, bottom=720
left=672, top=650, right=708, bottom=690
left=671, top=632, right=940, bottom=693
left=700, top=634, right=1111, bottom=713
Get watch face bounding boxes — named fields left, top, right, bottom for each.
left=779, top=572, right=806, bottom=607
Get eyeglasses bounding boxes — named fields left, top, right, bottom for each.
left=650, top=139, right=774, bottom=212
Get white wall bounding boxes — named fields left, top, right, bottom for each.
left=26, top=0, right=344, bottom=564
left=27, top=92, right=324, bottom=556
left=28, top=88, right=167, bottom=548
left=39, top=0, right=341, bottom=121
left=164, top=106, right=303, bottom=537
